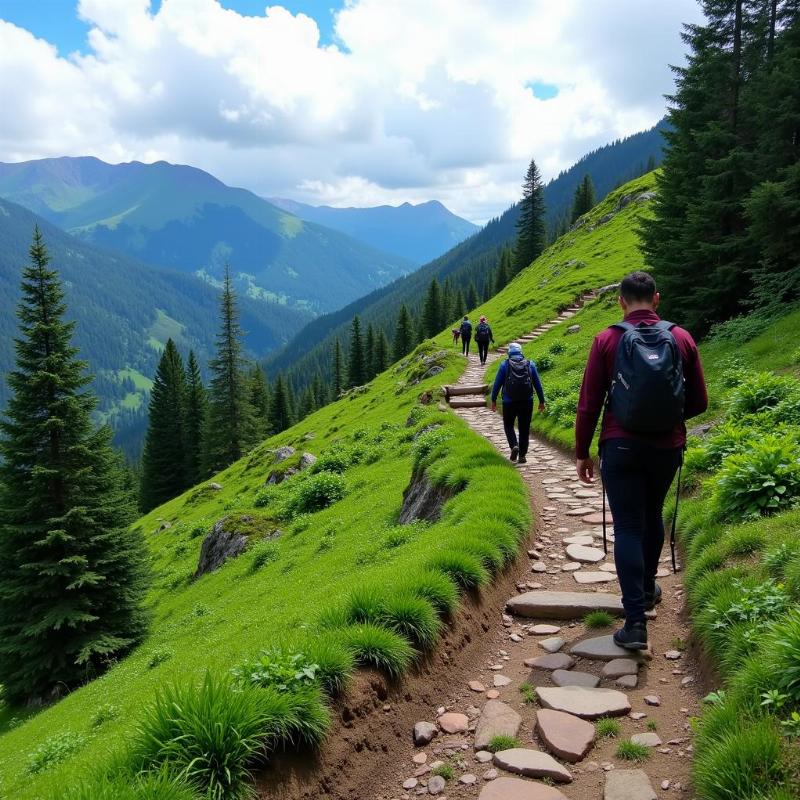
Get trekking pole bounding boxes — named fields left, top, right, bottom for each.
left=601, top=465, right=608, bottom=557
left=670, top=450, right=685, bottom=573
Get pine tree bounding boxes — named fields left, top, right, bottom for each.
left=347, top=316, right=366, bottom=387
left=451, top=289, right=466, bottom=321
left=466, top=282, right=479, bottom=311
left=312, top=371, right=326, bottom=408
left=140, top=339, right=188, bottom=511
left=513, top=158, right=546, bottom=273
left=422, top=278, right=444, bottom=337
left=247, top=364, right=270, bottom=442
left=374, top=329, right=390, bottom=373
left=364, top=323, right=376, bottom=381
left=297, top=386, right=315, bottom=420
left=332, top=338, right=345, bottom=398
left=441, top=277, right=455, bottom=323
left=205, top=266, right=253, bottom=471
left=0, top=228, right=149, bottom=703
left=269, top=375, right=293, bottom=433
left=184, top=350, right=207, bottom=487
left=494, top=247, right=511, bottom=294
left=393, top=305, right=414, bottom=361
left=570, top=174, right=596, bottom=223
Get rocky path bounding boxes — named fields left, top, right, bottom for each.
left=380, top=317, right=702, bottom=799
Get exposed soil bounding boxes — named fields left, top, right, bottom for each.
left=258, top=317, right=705, bottom=800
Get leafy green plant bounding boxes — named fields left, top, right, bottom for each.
left=411, top=426, right=452, bottom=469
left=760, top=689, right=788, bottom=710
left=487, top=735, right=521, bottom=752
left=27, top=731, right=86, bottom=774
left=713, top=437, right=800, bottom=520
left=310, top=446, right=354, bottom=474
left=431, top=763, right=454, bottom=780
left=535, top=355, right=555, bottom=372
left=91, top=703, right=120, bottom=728
left=615, top=740, right=651, bottom=762
left=772, top=610, right=800, bottom=703
left=584, top=610, right=615, bottom=628
left=147, top=648, right=173, bottom=669
left=595, top=718, right=621, bottom=738
left=780, top=711, right=800, bottom=738
left=232, top=649, right=320, bottom=692
left=519, top=682, right=536, bottom=705
left=709, top=579, right=789, bottom=631
left=548, top=341, right=567, bottom=355
left=288, top=471, right=347, bottom=514
left=762, top=540, right=800, bottom=578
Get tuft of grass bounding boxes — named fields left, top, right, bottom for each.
left=595, top=718, right=621, bottom=738
left=380, top=594, right=442, bottom=650
left=90, top=704, right=120, bottom=728
left=302, top=635, right=356, bottom=696
left=584, top=610, right=615, bottom=628
left=147, top=648, right=173, bottom=669
left=646, top=720, right=658, bottom=731
left=431, top=763, right=454, bottom=780
left=401, top=570, right=460, bottom=617
left=64, top=767, right=202, bottom=800
left=427, top=550, right=489, bottom=590
left=616, top=740, right=651, bottom=762
left=339, top=624, right=415, bottom=678
left=487, top=735, right=521, bottom=753
left=519, top=682, right=536, bottom=705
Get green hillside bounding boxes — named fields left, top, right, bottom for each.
left=0, top=157, right=412, bottom=314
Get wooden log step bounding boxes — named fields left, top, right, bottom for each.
left=449, top=398, right=487, bottom=409
left=443, top=383, right=489, bottom=398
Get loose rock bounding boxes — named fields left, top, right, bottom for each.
left=631, top=732, right=662, bottom=748
left=473, top=700, right=522, bottom=750
left=644, top=695, right=661, bottom=707
left=428, top=775, right=446, bottom=795
left=539, top=636, right=566, bottom=653
left=414, top=721, right=438, bottom=746
left=438, top=712, right=468, bottom=734
left=571, top=635, right=646, bottom=662
left=536, top=709, right=596, bottom=762
left=524, top=653, right=574, bottom=671
left=604, top=768, right=657, bottom=800
left=602, top=658, right=640, bottom=679
left=551, top=669, right=600, bottom=688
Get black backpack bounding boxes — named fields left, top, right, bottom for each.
left=460, top=320, right=472, bottom=337
left=503, top=358, right=533, bottom=401
left=607, top=320, right=685, bottom=433
left=475, top=322, right=491, bottom=342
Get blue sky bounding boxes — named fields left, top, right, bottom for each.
left=0, top=0, right=343, bottom=53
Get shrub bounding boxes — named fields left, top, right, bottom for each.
left=232, top=649, right=320, bottom=693
left=693, top=719, right=786, bottom=800
left=535, top=355, right=555, bottom=372
left=288, top=471, right=346, bottom=514
left=685, top=423, right=759, bottom=475
left=91, top=703, right=120, bottom=727
left=727, top=372, right=795, bottom=418
left=400, top=570, right=460, bottom=617
left=27, top=731, right=85, bottom=774
left=311, top=446, right=354, bottom=474
left=713, top=437, right=800, bottom=520
left=339, top=624, right=415, bottom=678
left=595, top=718, right=621, bottom=738
left=147, top=648, right=173, bottom=669
left=249, top=539, right=279, bottom=572
left=412, top=426, right=452, bottom=469
left=253, top=485, right=281, bottom=509
left=548, top=341, right=567, bottom=355
left=427, top=550, right=489, bottom=590
left=487, top=735, right=521, bottom=752
left=762, top=540, right=800, bottom=579
left=584, top=610, right=615, bottom=628
left=615, top=740, right=650, bottom=761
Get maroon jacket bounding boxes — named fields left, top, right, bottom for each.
left=575, top=309, right=708, bottom=459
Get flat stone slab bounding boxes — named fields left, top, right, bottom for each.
left=582, top=512, right=608, bottom=524
left=604, top=769, right=656, bottom=800
left=525, top=653, right=574, bottom=671
left=551, top=669, right=599, bottom=688
left=473, top=700, right=522, bottom=750
left=566, top=506, right=597, bottom=516
left=530, top=624, right=561, bottom=635
left=494, top=674, right=511, bottom=687
left=536, top=686, right=631, bottom=719
left=565, top=543, right=605, bottom=563
left=507, top=591, right=623, bottom=619
left=630, top=732, right=662, bottom=747
left=575, top=489, right=600, bottom=498
left=602, top=658, right=640, bottom=678
left=479, top=777, right=569, bottom=800
left=538, top=636, right=565, bottom=653
left=570, top=635, right=645, bottom=662
left=562, top=562, right=582, bottom=572
left=493, top=748, right=572, bottom=783
left=574, top=571, right=615, bottom=584
left=616, top=674, right=638, bottom=689
left=563, top=535, right=594, bottom=545
left=536, top=709, right=595, bottom=762
left=438, top=712, right=469, bottom=733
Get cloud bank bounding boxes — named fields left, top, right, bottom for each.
left=0, top=0, right=704, bottom=221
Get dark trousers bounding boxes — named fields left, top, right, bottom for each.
left=461, top=335, right=471, bottom=355
left=502, top=400, right=533, bottom=456
left=600, top=438, right=682, bottom=625
left=477, top=340, right=489, bottom=363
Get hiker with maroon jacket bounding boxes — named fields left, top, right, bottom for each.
left=475, top=316, right=494, bottom=365
left=491, top=342, right=545, bottom=464
left=575, top=271, right=708, bottom=651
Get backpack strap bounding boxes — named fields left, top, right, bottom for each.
left=654, top=320, right=677, bottom=332
left=610, top=321, right=635, bottom=333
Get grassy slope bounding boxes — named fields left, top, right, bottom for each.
left=0, top=344, right=530, bottom=799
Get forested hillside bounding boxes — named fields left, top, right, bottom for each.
left=0, top=199, right=310, bottom=456
left=0, top=157, right=412, bottom=314
left=268, top=198, right=478, bottom=265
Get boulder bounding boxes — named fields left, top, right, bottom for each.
left=399, top=470, right=454, bottom=524
left=473, top=700, right=521, bottom=750
left=194, top=516, right=253, bottom=578
left=299, top=452, right=317, bottom=470
left=493, top=748, right=572, bottom=782
left=273, top=445, right=295, bottom=463
left=535, top=709, right=596, bottom=762
left=414, top=721, right=438, bottom=746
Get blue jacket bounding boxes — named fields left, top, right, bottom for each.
left=491, top=357, right=545, bottom=405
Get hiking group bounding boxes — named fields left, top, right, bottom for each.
left=479, top=270, right=708, bottom=652
left=456, top=315, right=495, bottom=363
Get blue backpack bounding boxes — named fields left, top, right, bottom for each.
left=607, top=320, right=685, bottom=433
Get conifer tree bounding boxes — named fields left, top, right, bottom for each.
left=247, top=364, right=270, bottom=442
left=513, top=158, right=546, bottom=273
left=312, top=372, right=326, bottom=408
left=0, top=228, right=149, bottom=703
left=298, top=386, right=315, bottom=420
left=570, top=174, right=596, bottom=223
left=365, top=323, right=376, bottom=381
left=269, top=375, right=293, bottom=432
left=140, top=339, right=188, bottom=511
left=347, top=316, right=366, bottom=387
left=332, top=338, right=345, bottom=398
left=466, top=282, right=479, bottom=311
left=494, top=247, right=511, bottom=294
left=422, top=278, right=444, bottom=337
left=451, top=290, right=466, bottom=322
left=184, top=350, right=207, bottom=487
left=374, top=329, right=390, bottom=373
left=393, top=305, right=414, bottom=360
left=441, top=278, right=455, bottom=323
left=205, top=266, right=253, bottom=471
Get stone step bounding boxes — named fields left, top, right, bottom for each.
left=507, top=591, right=623, bottom=619
left=535, top=685, right=631, bottom=719
left=569, top=635, right=648, bottom=662
left=493, top=748, right=572, bottom=783
left=443, top=383, right=489, bottom=397
left=479, top=777, right=569, bottom=800
left=535, top=709, right=596, bottom=762
left=448, top=398, right=487, bottom=409
left=604, top=769, right=657, bottom=800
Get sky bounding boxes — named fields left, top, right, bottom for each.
left=0, top=0, right=704, bottom=222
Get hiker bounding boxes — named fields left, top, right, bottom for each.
left=451, top=327, right=461, bottom=346
left=475, top=315, right=495, bottom=365
left=460, top=315, right=473, bottom=356
left=491, top=342, right=545, bottom=464
left=575, top=270, right=707, bottom=651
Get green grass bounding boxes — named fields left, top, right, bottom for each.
left=646, top=720, right=658, bottom=731
left=0, top=340, right=530, bottom=799
left=595, top=718, right=621, bottom=738
left=487, top=735, right=522, bottom=753
left=584, top=610, right=615, bottom=629
left=615, top=740, right=651, bottom=762
left=431, top=763, right=454, bottom=780
left=519, top=682, right=536, bottom=705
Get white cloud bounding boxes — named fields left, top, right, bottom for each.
left=0, top=0, right=704, bottom=222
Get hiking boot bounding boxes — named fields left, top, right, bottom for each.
left=644, top=583, right=662, bottom=611
left=510, top=445, right=519, bottom=462
left=518, top=455, right=527, bottom=464
left=613, top=621, right=648, bottom=651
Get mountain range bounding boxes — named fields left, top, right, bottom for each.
left=267, top=198, right=478, bottom=265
